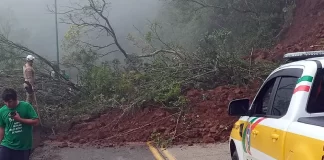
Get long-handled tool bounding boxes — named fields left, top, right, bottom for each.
left=32, top=91, right=42, bottom=126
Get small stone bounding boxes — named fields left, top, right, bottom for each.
left=203, top=135, right=215, bottom=143
left=210, top=126, right=217, bottom=133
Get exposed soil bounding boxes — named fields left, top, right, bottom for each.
left=55, top=85, right=259, bottom=147
left=253, top=0, right=324, bottom=61
left=54, top=0, right=324, bottom=147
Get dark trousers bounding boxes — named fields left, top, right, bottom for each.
left=0, top=146, right=31, bottom=160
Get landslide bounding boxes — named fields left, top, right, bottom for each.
left=55, top=0, right=324, bottom=147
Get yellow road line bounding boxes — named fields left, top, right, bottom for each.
left=147, top=141, right=164, bottom=160
left=161, top=148, right=176, bottom=160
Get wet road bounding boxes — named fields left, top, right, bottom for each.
left=31, top=142, right=230, bottom=160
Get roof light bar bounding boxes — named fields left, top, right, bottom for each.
left=283, top=51, right=324, bottom=61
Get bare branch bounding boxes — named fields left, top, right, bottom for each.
left=188, top=0, right=259, bottom=17
left=79, top=41, right=115, bottom=50
left=98, top=50, right=119, bottom=57
left=137, top=49, right=184, bottom=60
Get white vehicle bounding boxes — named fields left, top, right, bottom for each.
left=228, top=51, right=324, bottom=160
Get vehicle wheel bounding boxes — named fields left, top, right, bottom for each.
left=232, top=150, right=239, bottom=160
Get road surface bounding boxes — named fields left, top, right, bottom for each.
left=31, top=142, right=230, bottom=160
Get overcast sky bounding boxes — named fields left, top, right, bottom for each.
left=1, top=0, right=162, bottom=61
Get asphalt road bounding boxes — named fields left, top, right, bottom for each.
left=31, top=142, right=230, bottom=160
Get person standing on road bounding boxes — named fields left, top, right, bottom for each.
left=0, top=88, right=39, bottom=160
left=23, top=55, right=36, bottom=105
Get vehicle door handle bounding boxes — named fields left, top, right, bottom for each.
left=271, top=133, right=279, bottom=142
left=252, top=130, right=259, bottom=137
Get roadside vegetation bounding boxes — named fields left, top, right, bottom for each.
left=0, top=0, right=295, bottom=134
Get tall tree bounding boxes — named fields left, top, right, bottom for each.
left=53, top=0, right=129, bottom=59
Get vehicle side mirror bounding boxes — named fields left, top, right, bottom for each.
left=228, top=98, right=250, bottom=116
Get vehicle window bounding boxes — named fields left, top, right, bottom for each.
left=251, top=79, right=276, bottom=115
left=270, top=77, right=298, bottom=116
left=261, top=85, right=273, bottom=114
left=307, top=69, right=324, bottom=113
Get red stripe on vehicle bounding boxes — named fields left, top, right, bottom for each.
left=251, top=117, right=266, bottom=130
left=293, top=85, right=310, bottom=94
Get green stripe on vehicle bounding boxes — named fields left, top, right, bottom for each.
left=242, top=117, right=260, bottom=153
left=250, top=117, right=259, bottom=123
left=242, top=126, right=247, bottom=152
left=297, top=76, right=313, bottom=84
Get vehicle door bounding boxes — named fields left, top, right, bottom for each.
left=243, top=67, right=303, bottom=160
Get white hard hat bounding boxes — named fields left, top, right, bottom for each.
left=26, top=55, right=35, bottom=61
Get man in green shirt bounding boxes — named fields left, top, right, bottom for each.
left=0, top=88, right=39, bottom=160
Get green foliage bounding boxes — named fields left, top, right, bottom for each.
left=155, top=83, right=181, bottom=103
left=59, top=0, right=290, bottom=119
left=157, top=0, right=295, bottom=52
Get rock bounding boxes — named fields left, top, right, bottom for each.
left=219, top=125, right=225, bottom=129
left=207, top=123, right=213, bottom=127
left=203, top=135, right=215, bottom=143
left=210, top=126, right=217, bottom=133
left=234, top=88, right=242, bottom=94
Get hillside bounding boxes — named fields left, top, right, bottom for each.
left=54, top=0, right=324, bottom=147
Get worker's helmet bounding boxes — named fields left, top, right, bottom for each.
left=26, top=55, right=35, bottom=61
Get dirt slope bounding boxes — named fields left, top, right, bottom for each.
left=255, top=0, right=324, bottom=61
left=56, top=85, right=258, bottom=147
left=55, top=0, right=324, bottom=146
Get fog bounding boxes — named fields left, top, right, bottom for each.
left=1, top=0, right=162, bottom=61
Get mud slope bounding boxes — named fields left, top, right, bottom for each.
left=56, top=86, right=258, bottom=146
left=259, top=0, right=324, bottom=60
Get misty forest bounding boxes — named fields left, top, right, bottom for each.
left=0, top=0, right=295, bottom=143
